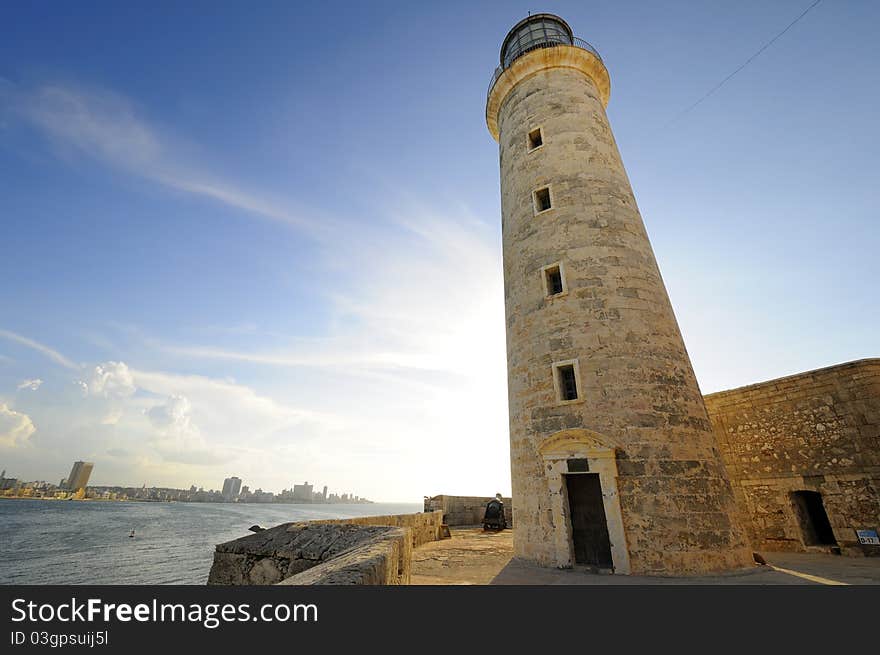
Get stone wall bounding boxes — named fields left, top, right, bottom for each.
left=278, top=529, right=411, bottom=585
left=704, top=359, right=880, bottom=556
left=304, top=511, right=443, bottom=548
left=424, top=495, right=513, bottom=527
left=208, top=512, right=442, bottom=585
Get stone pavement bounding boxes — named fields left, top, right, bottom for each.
left=410, top=527, right=514, bottom=585
left=410, top=528, right=880, bottom=585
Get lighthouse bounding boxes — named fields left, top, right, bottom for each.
left=486, top=14, right=751, bottom=574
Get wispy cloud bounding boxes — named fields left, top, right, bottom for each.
left=131, top=199, right=512, bottom=497
left=0, top=80, right=512, bottom=498
left=16, top=379, right=43, bottom=391
left=5, top=82, right=332, bottom=238
left=130, top=367, right=342, bottom=431
left=154, top=205, right=505, bottom=382
left=157, top=341, right=444, bottom=372
left=0, top=329, right=78, bottom=370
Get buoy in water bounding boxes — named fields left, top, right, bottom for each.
left=129, top=529, right=135, bottom=538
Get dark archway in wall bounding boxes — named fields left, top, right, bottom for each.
left=791, top=490, right=836, bottom=546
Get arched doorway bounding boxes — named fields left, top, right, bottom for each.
left=537, top=429, right=630, bottom=573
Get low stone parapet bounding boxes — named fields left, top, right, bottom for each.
left=279, top=527, right=411, bottom=585
left=303, top=510, right=442, bottom=547
left=207, top=511, right=442, bottom=585
left=425, top=495, right=513, bottom=527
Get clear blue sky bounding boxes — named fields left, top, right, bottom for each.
left=0, top=1, right=877, bottom=500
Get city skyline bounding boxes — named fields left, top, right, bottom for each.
left=0, top=464, right=369, bottom=500
left=1, top=1, right=877, bottom=500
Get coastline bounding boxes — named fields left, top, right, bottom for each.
left=0, top=495, right=377, bottom=505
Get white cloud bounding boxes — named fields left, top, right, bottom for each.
left=0, top=224, right=510, bottom=494
left=142, top=394, right=232, bottom=466
left=80, top=361, right=135, bottom=398
left=143, top=201, right=512, bottom=499
left=17, top=378, right=43, bottom=391
left=0, top=329, right=78, bottom=369
left=131, top=368, right=341, bottom=432
left=0, top=80, right=513, bottom=499
left=100, top=408, right=124, bottom=425
left=158, top=207, right=505, bottom=380
left=146, top=394, right=196, bottom=434
left=0, top=404, right=36, bottom=448
left=0, top=341, right=330, bottom=483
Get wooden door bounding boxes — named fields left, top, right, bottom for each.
left=566, top=473, right=613, bottom=568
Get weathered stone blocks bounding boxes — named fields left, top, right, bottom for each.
left=207, top=512, right=443, bottom=585
left=705, top=359, right=880, bottom=556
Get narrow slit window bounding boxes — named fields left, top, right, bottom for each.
left=557, top=364, right=578, bottom=401
left=544, top=265, right=563, bottom=296
left=528, top=127, right=543, bottom=151
left=534, top=187, right=552, bottom=213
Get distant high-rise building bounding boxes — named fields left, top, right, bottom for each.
left=65, top=461, right=93, bottom=491
left=322, top=485, right=328, bottom=501
left=221, top=476, right=242, bottom=500
left=292, top=481, right=313, bottom=502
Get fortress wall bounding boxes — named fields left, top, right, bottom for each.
left=208, top=512, right=443, bottom=585
left=704, top=359, right=880, bottom=555
left=424, top=495, right=513, bottom=527
left=302, top=511, right=443, bottom=548
left=279, top=529, right=411, bottom=585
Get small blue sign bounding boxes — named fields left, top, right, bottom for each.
left=855, top=529, right=879, bottom=546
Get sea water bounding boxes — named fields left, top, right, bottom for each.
left=0, top=499, right=422, bottom=584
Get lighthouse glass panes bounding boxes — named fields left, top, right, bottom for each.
left=502, top=16, right=572, bottom=67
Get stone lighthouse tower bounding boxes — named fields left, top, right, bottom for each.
left=486, top=14, right=751, bottom=574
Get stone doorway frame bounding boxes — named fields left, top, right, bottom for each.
left=538, top=428, right=631, bottom=574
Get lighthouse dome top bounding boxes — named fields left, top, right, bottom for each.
left=486, top=14, right=609, bottom=141
left=500, top=14, right=574, bottom=67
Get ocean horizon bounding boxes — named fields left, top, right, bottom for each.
left=0, top=498, right=423, bottom=584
